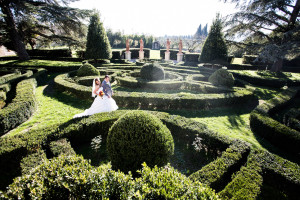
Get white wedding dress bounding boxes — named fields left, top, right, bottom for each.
left=73, top=87, right=118, bottom=118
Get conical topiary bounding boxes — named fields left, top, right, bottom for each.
left=199, top=13, right=228, bottom=63
left=85, top=12, right=112, bottom=61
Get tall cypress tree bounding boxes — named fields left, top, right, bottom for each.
left=195, top=24, right=202, bottom=38
left=85, top=12, right=112, bottom=61
left=199, top=14, right=228, bottom=63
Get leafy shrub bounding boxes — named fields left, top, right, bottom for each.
left=185, top=53, right=200, bottom=63
left=107, top=111, right=174, bottom=174
left=199, top=14, right=228, bottom=63
left=4, top=155, right=220, bottom=200
left=77, top=63, right=100, bottom=77
left=189, top=140, right=250, bottom=191
left=112, top=50, right=122, bottom=59
left=49, top=138, right=75, bottom=157
left=85, top=13, right=112, bottom=60
left=20, top=150, right=47, bottom=175
left=136, top=163, right=220, bottom=199
left=208, top=68, right=234, bottom=87
left=140, top=62, right=165, bottom=81
left=0, top=78, right=37, bottom=135
left=27, top=49, right=72, bottom=58
left=5, top=155, right=136, bottom=199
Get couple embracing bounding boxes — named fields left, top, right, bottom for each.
left=74, top=75, right=118, bottom=118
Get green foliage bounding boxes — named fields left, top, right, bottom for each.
left=85, top=12, right=112, bottom=60
left=107, top=111, right=174, bottom=173
left=20, top=150, right=47, bottom=175
left=49, top=138, right=75, bottom=157
left=184, top=53, right=200, bottom=63
left=0, top=78, right=37, bottom=135
left=189, top=140, right=250, bottom=191
left=199, top=14, right=228, bottom=63
left=136, top=163, right=220, bottom=199
left=140, top=62, right=165, bottom=81
left=4, top=155, right=136, bottom=199
left=218, top=151, right=263, bottom=200
left=27, top=49, right=72, bottom=58
left=250, top=87, right=300, bottom=153
left=208, top=69, right=235, bottom=87
left=4, top=155, right=220, bottom=199
left=76, top=63, right=100, bottom=77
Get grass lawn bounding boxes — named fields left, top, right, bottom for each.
left=5, top=74, right=90, bottom=137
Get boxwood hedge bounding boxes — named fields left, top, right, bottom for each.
left=0, top=110, right=299, bottom=199
left=0, top=78, right=37, bottom=135
left=250, top=87, right=300, bottom=153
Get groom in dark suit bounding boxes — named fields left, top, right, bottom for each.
left=102, top=75, right=113, bottom=98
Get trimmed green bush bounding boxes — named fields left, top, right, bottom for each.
left=209, top=69, right=235, bottom=87
left=107, top=111, right=174, bottom=173
left=218, top=151, right=263, bottom=200
left=189, top=140, right=250, bottom=192
left=111, top=50, right=122, bottom=59
left=27, top=49, right=72, bottom=58
left=250, top=87, right=300, bottom=153
left=136, top=163, right=220, bottom=199
left=140, top=62, right=165, bottom=81
left=0, top=78, right=37, bottom=135
left=185, top=53, right=200, bottom=63
left=77, top=63, right=100, bottom=77
left=85, top=12, right=112, bottom=60
left=199, top=14, right=228, bottom=63
left=49, top=138, right=75, bottom=157
left=4, top=155, right=220, bottom=200
left=20, top=150, right=47, bottom=175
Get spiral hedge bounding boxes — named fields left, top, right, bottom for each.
left=0, top=110, right=299, bottom=199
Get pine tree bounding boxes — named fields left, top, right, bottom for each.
left=85, top=12, right=112, bottom=61
left=224, top=0, right=300, bottom=71
left=199, top=14, right=228, bottom=63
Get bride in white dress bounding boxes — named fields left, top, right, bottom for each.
left=73, top=77, right=118, bottom=118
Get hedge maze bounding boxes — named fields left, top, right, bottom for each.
left=0, top=59, right=300, bottom=199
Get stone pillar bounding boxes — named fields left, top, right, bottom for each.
left=177, top=53, right=183, bottom=62
left=125, top=51, right=131, bottom=60
left=139, top=51, right=144, bottom=60
left=165, top=51, right=170, bottom=61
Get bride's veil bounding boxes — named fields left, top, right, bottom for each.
left=92, top=78, right=100, bottom=97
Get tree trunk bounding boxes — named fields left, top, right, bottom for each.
left=0, top=1, right=29, bottom=60
left=289, top=0, right=300, bottom=27
left=271, top=58, right=283, bottom=72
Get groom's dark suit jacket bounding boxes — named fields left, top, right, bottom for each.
left=102, top=80, right=112, bottom=97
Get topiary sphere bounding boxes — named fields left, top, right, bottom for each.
left=107, top=111, right=174, bottom=174
left=208, top=68, right=235, bottom=87
left=140, top=62, right=165, bottom=81
left=77, top=63, right=100, bottom=77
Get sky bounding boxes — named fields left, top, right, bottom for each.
left=70, top=0, right=237, bottom=37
